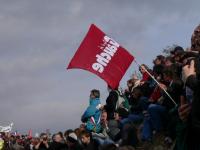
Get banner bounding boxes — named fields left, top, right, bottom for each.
left=67, top=24, right=134, bottom=89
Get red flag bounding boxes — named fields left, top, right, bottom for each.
left=67, top=24, right=134, bottom=89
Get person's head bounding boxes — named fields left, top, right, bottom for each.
left=127, top=79, right=134, bottom=88
left=165, top=56, right=175, bottom=67
left=58, top=131, right=64, bottom=139
left=64, top=129, right=74, bottom=142
left=54, top=133, right=63, bottom=143
left=163, top=67, right=174, bottom=82
left=153, top=64, right=164, bottom=81
left=79, top=130, right=91, bottom=145
left=101, top=110, right=108, bottom=123
left=40, top=133, right=48, bottom=142
left=31, top=137, right=40, bottom=146
left=67, top=132, right=77, bottom=144
left=131, top=87, right=142, bottom=99
left=171, top=46, right=185, bottom=62
left=191, top=24, right=200, bottom=52
left=139, top=64, right=149, bottom=74
left=153, top=55, right=165, bottom=65
left=114, top=111, right=120, bottom=121
left=90, top=89, right=100, bottom=99
left=171, top=46, right=184, bottom=56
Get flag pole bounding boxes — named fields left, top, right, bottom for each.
left=134, top=59, right=177, bottom=106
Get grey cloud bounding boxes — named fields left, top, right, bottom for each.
left=0, top=0, right=200, bottom=134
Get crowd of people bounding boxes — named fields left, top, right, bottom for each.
left=1, top=24, right=200, bottom=150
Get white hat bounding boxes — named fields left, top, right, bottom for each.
left=68, top=132, right=77, bottom=141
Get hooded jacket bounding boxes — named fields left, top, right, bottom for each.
left=81, top=98, right=101, bottom=133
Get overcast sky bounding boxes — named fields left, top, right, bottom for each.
left=0, top=0, right=200, bottom=135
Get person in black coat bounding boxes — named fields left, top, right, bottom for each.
left=104, top=86, right=119, bottom=120
left=181, top=24, right=200, bottom=150
left=182, top=58, right=200, bottom=150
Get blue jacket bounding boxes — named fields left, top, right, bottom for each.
left=81, top=98, right=101, bottom=133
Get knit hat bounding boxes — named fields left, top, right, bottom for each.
left=67, top=132, right=77, bottom=143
